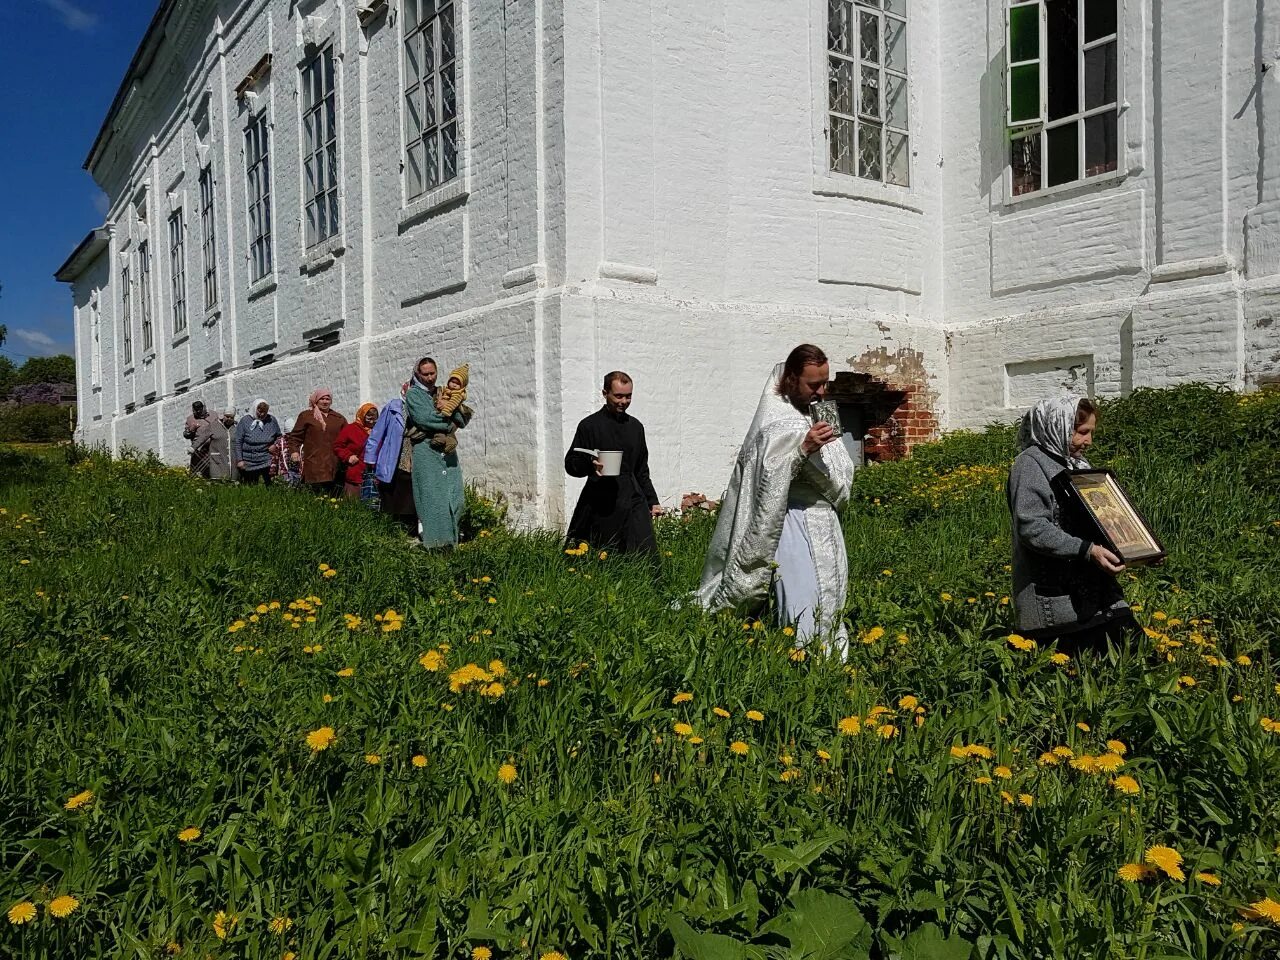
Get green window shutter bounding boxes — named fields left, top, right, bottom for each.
left=1006, top=0, right=1044, bottom=128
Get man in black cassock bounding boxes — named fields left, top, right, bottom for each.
left=564, top=371, right=662, bottom=553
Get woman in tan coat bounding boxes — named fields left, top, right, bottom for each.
left=286, top=388, right=348, bottom=495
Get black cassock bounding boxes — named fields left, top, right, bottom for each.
left=564, top=407, right=659, bottom=553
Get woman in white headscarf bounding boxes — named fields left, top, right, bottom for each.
left=233, top=399, right=283, bottom=485
left=1008, top=395, right=1134, bottom=652
left=696, top=344, right=854, bottom=653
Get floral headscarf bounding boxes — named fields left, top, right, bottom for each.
left=1018, top=395, right=1091, bottom=469
left=308, top=389, right=332, bottom=425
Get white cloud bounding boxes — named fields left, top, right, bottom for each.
left=11, top=328, right=65, bottom=356
left=37, top=0, right=98, bottom=33
left=92, top=190, right=111, bottom=218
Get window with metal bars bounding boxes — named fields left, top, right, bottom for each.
left=120, top=264, right=132, bottom=365
left=403, top=0, right=459, bottom=202
left=169, top=210, right=187, bottom=335
left=245, top=110, right=273, bottom=282
left=199, top=166, right=219, bottom=309
left=827, top=0, right=909, bottom=187
left=139, top=240, right=153, bottom=353
left=301, top=45, right=339, bottom=246
left=1006, top=0, right=1119, bottom=197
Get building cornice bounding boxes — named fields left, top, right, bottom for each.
left=54, top=228, right=112, bottom=284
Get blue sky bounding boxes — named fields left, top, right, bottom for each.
left=0, top=0, right=157, bottom=363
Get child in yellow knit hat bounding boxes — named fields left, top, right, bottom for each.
left=435, top=364, right=469, bottom=416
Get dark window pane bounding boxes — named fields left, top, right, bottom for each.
left=1011, top=132, right=1041, bottom=196
left=829, top=56, right=854, bottom=114
left=1046, top=0, right=1078, bottom=120
left=442, top=123, right=458, bottom=181
left=884, top=73, right=907, bottom=128
left=830, top=116, right=854, bottom=174
left=858, top=121, right=882, bottom=180
left=885, top=130, right=909, bottom=185
left=424, top=22, right=435, bottom=74
left=426, top=131, right=440, bottom=189
left=403, top=0, right=418, bottom=31
left=860, top=65, right=880, bottom=118
left=442, top=63, right=456, bottom=122
left=1009, top=4, right=1039, bottom=63
left=1084, top=0, right=1117, bottom=42
left=1084, top=110, right=1118, bottom=176
left=860, top=11, right=879, bottom=63
left=1009, top=62, right=1040, bottom=123
left=828, top=0, right=851, bottom=54
left=1084, top=41, right=1117, bottom=109
left=883, top=17, right=906, bottom=73
left=1046, top=121, right=1079, bottom=186
left=441, top=7, right=455, bottom=62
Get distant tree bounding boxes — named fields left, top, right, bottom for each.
left=15, top=354, right=75, bottom=387
left=0, top=355, right=15, bottom=399
left=11, top=382, right=65, bottom=406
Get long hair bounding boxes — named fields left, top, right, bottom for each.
left=777, top=344, right=828, bottom=398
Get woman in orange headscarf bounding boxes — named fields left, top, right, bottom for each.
left=333, top=402, right=379, bottom=498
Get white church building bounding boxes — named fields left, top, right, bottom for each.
left=57, top=0, right=1280, bottom=526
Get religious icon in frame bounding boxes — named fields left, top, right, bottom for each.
left=810, top=399, right=843, bottom=436
left=1053, top=469, right=1166, bottom=566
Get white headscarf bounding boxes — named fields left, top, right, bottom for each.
left=1018, top=395, right=1091, bottom=468
left=251, top=399, right=269, bottom=430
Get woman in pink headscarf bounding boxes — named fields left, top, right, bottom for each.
left=285, top=388, right=348, bottom=495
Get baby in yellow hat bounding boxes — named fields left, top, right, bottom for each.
left=435, top=364, right=469, bottom=416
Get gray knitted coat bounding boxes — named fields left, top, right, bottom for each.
left=1007, top=445, right=1128, bottom=635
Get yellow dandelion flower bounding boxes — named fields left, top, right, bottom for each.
left=877, top=723, right=898, bottom=739
left=1249, top=897, right=1280, bottom=924
left=940, top=592, right=953, bottom=601
left=746, top=709, right=764, bottom=722
left=816, top=749, right=831, bottom=762
left=688, top=736, right=704, bottom=745
left=48, top=895, right=79, bottom=919
left=498, top=762, right=518, bottom=785
left=323, top=693, right=334, bottom=703
left=305, top=726, right=337, bottom=752
left=1145, top=845, right=1186, bottom=881
left=1038, top=751, right=1059, bottom=766
left=412, top=754, right=428, bottom=768
left=419, top=650, right=445, bottom=672
left=1052, top=745, right=1075, bottom=759
left=269, top=916, right=293, bottom=935
left=64, top=789, right=95, bottom=811
left=540, top=952, right=568, bottom=960
left=177, top=826, right=202, bottom=843
left=7, top=901, right=36, bottom=925
left=1096, top=753, right=1125, bottom=772
left=729, top=740, right=749, bottom=756
left=212, top=910, right=237, bottom=940
left=1178, top=675, right=1197, bottom=688
left=966, top=744, right=994, bottom=760
left=994, top=765, right=1012, bottom=779
left=898, top=695, right=919, bottom=711
left=1006, top=634, right=1036, bottom=653
left=1260, top=717, right=1280, bottom=734
left=1111, top=775, right=1140, bottom=795
left=1000, top=790, right=1015, bottom=804
left=779, top=768, right=802, bottom=782
left=1117, top=863, right=1154, bottom=882
left=860, top=626, right=886, bottom=644
left=473, top=948, right=494, bottom=960
left=1195, top=872, right=1222, bottom=886
left=1236, top=654, right=1252, bottom=666
left=713, top=707, right=730, bottom=719
left=1076, top=722, right=1091, bottom=732
left=673, top=722, right=693, bottom=737
left=671, top=691, right=693, bottom=704
left=1050, top=652, right=1070, bottom=665
left=974, top=775, right=993, bottom=785
left=1106, top=739, right=1127, bottom=755
left=336, top=667, right=354, bottom=678
left=839, top=716, right=861, bottom=736
left=365, top=754, right=382, bottom=765
left=1018, top=793, right=1034, bottom=807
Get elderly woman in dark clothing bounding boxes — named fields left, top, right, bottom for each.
left=286, top=388, right=348, bottom=495
left=1008, top=395, right=1135, bottom=654
left=234, top=399, right=283, bottom=484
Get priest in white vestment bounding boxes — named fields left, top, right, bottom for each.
left=695, top=345, right=854, bottom=653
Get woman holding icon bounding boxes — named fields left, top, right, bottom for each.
left=563, top=371, right=662, bottom=554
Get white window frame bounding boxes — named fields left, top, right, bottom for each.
left=826, top=0, right=909, bottom=188
left=120, top=263, right=133, bottom=366
left=245, top=109, right=274, bottom=283
left=169, top=210, right=187, bottom=336
left=138, top=239, right=153, bottom=354
left=402, top=0, right=461, bottom=203
left=199, top=165, right=219, bottom=310
left=301, top=44, right=340, bottom=248
left=1005, top=0, right=1123, bottom=201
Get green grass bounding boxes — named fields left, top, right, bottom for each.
left=0, top=385, right=1278, bottom=959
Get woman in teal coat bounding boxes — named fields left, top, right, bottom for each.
left=403, top=357, right=472, bottom=548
